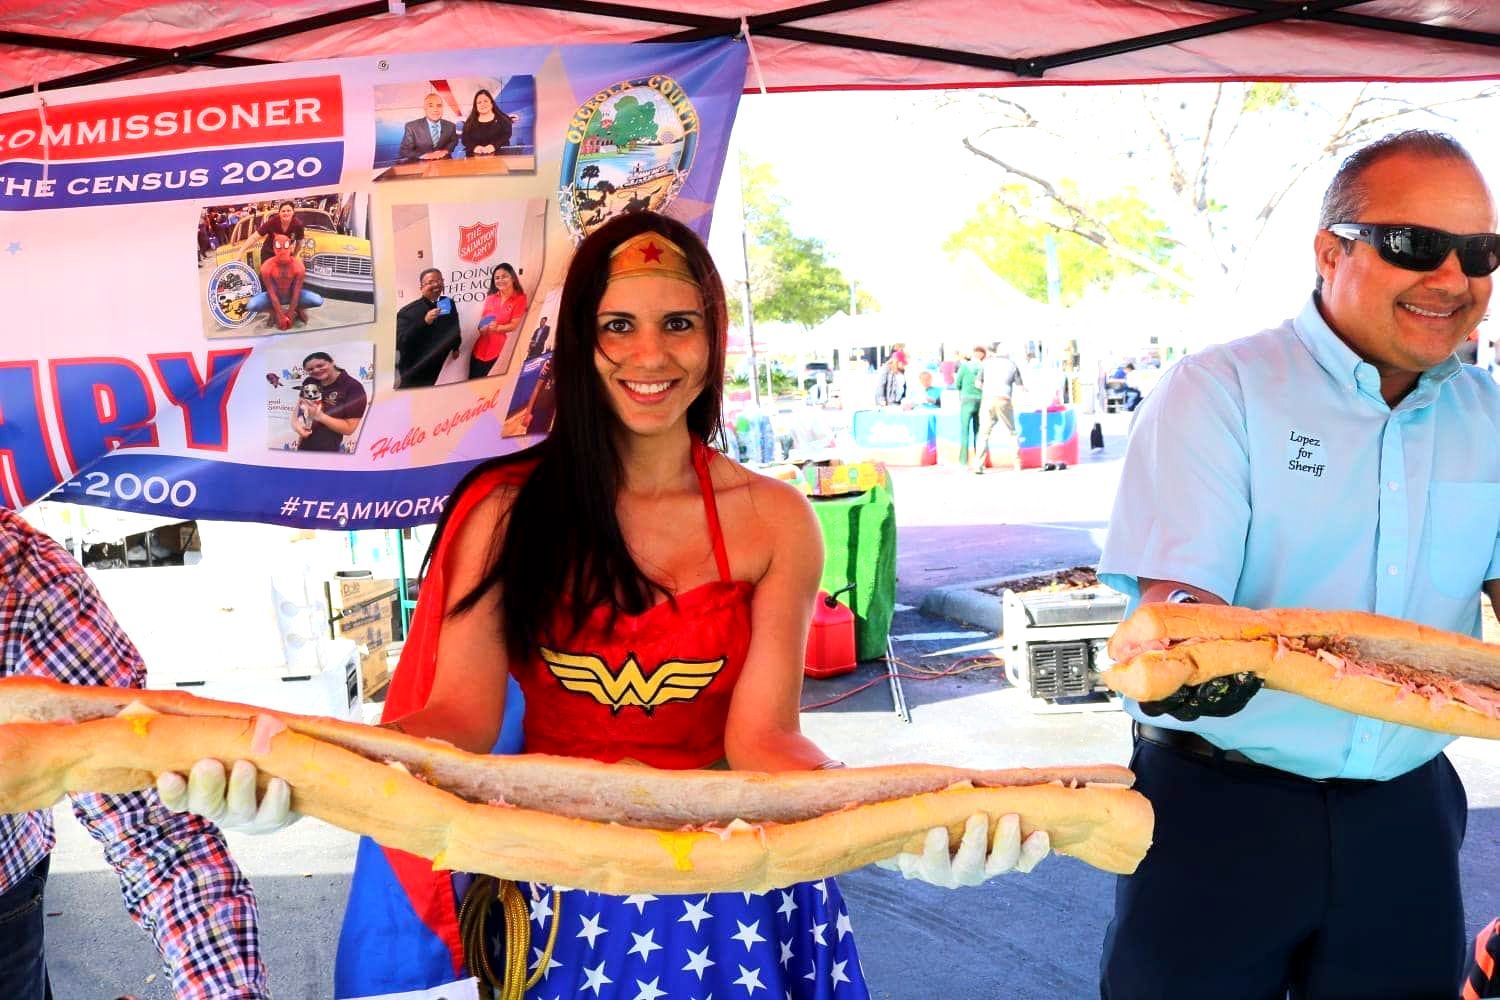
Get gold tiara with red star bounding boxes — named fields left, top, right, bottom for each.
left=607, top=231, right=697, bottom=285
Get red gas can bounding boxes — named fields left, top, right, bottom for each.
left=805, top=585, right=857, bottom=678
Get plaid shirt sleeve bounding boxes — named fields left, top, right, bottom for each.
left=25, top=568, right=269, bottom=999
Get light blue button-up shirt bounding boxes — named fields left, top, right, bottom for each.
left=1100, top=295, right=1500, bottom=780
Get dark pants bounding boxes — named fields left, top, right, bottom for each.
left=1101, top=739, right=1467, bottom=1000
left=0, top=856, right=52, bottom=1000
left=958, top=398, right=981, bottom=464
left=468, top=355, right=498, bottom=380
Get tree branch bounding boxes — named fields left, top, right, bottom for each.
left=1193, top=85, right=1224, bottom=213
left=962, top=137, right=1195, bottom=295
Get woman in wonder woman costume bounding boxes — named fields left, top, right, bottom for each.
left=162, top=212, right=1048, bottom=1000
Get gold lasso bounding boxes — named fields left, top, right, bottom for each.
left=459, top=876, right=562, bottom=1000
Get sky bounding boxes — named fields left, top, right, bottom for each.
left=707, top=80, right=1500, bottom=351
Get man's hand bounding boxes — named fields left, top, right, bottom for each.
left=156, top=760, right=299, bottom=834
left=874, top=813, right=1050, bottom=888
left=424, top=307, right=440, bottom=325
left=1138, top=672, right=1264, bottom=720
left=1135, top=578, right=1262, bottom=719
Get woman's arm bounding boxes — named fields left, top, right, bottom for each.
left=290, top=405, right=311, bottom=439
left=723, top=477, right=836, bottom=772
left=311, top=409, right=360, bottom=437
left=387, top=488, right=517, bottom=754
left=495, top=294, right=529, bottom=335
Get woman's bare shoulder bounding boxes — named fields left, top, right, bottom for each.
left=445, top=479, right=523, bottom=555
left=708, top=454, right=815, bottom=534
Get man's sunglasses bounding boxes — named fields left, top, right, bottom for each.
left=1328, top=222, right=1500, bottom=278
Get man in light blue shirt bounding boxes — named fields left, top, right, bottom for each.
left=1098, top=130, right=1500, bottom=999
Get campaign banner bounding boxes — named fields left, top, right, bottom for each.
left=0, top=39, right=747, bottom=526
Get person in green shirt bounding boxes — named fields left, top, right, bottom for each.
left=955, top=345, right=986, bottom=464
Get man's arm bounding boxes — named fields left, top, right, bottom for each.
left=25, top=575, right=266, bottom=998
left=393, top=301, right=424, bottom=355
left=397, top=122, right=419, bottom=162
left=1138, top=578, right=1227, bottom=606
left=258, top=261, right=291, bottom=328
left=443, top=315, right=463, bottom=358
left=287, top=260, right=305, bottom=318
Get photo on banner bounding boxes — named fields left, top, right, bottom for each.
left=520, top=288, right=558, bottom=364
left=559, top=75, right=701, bottom=241
left=263, top=341, right=375, bottom=454
left=502, top=287, right=561, bottom=437
left=1, top=38, right=748, bottom=523
left=372, top=75, right=537, bottom=181
left=199, top=191, right=375, bottom=338
left=388, top=198, right=546, bottom=390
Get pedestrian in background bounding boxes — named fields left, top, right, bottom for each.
left=955, top=346, right=985, bottom=465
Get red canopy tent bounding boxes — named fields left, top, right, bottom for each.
left=1, top=0, right=1497, bottom=98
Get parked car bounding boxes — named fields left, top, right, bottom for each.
left=800, top=361, right=832, bottom=392
left=216, top=209, right=375, bottom=302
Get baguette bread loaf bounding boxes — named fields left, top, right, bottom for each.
left=1103, top=604, right=1500, bottom=739
left=0, top=678, right=1155, bottom=889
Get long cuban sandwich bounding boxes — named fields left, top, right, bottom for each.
left=1104, top=604, right=1500, bottom=738
left=0, top=677, right=1154, bottom=891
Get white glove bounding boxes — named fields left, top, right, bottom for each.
left=875, top=813, right=1050, bottom=888
left=156, top=759, right=299, bottom=834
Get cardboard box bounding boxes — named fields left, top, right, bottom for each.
left=333, top=600, right=388, bottom=633
left=360, top=647, right=390, bottom=700
left=326, top=576, right=398, bottom=613
left=334, top=610, right=396, bottom=702
left=339, top=617, right=392, bottom=654
left=799, top=461, right=890, bottom=497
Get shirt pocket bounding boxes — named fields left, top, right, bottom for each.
left=1426, top=481, right=1500, bottom=599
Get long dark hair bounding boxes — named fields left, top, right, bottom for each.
left=438, top=212, right=727, bottom=657
left=486, top=262, right=520, bottom=296
left=464, top=88, right=497, bottom=134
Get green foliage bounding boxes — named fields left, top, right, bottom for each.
left=943, top=182, right=1185, bottom=304
left=587, top=96, right=659, bottom=149
left=726, top=365, right=797, bottom=395
left=1241, top=82, right=1297, bottom=113
left=740, top=157, right=869, bottom=328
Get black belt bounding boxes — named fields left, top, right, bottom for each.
left=1132, top=722, right=1376, bottom=786
left=1133, top=722, right=1257, bottom=766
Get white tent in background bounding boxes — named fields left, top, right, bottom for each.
left=916, top=252, right=1067, bottom=350
left=804, top=253, right=1064, bottom=354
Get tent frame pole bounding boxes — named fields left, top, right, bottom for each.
left=5, top=1, right=1498, bottom=107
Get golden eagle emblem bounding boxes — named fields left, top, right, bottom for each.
left=539, top=647, right=725, bottom=713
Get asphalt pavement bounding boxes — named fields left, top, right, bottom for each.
left=43, top=411, right=1500, bottom=998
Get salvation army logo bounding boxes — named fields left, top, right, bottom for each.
left=558, top=75, right=701, bottom=242
left=457, top=221, right=498, bottom=263
left=206, top=261, right=260, bottom=329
